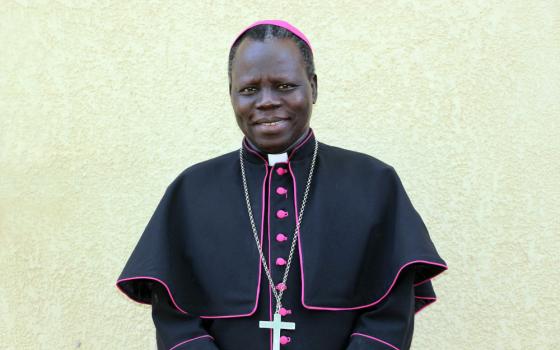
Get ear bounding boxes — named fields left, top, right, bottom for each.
left=310, top=74, right=318, bottom=104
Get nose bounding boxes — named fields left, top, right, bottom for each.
left=255, top=88, right=280, bottom=110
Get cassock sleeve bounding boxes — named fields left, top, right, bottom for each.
left=152, top=283, right=219, bottom=350
left=345, top=269, right=416, bottom=350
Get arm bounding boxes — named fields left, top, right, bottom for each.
left=346, top=269, right=416, bottom=350
left=151, top=283, right=220, bottom=350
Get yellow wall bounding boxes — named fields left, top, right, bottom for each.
left=1, top=1, right=559, bottom=349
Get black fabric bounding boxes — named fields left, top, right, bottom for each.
left=346, top=269, right=416, bottom=350
left=117, top=128, right=447, bottom=349
left=152, top=284, right=219, bottom=350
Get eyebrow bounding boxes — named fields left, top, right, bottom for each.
left=237, top=74, right=300, bottom=86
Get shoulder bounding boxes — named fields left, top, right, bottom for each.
left=166, top=150, right=239, bottom=192
left=318, top=142, right=398, bottom=180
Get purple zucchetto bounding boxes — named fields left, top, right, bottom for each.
left=230, top=19, right=313, bottom=52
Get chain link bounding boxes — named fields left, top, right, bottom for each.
left=239, top=139, right=318, bottom=314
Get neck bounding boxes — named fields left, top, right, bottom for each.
left=246, top=129, right=309, bottom=155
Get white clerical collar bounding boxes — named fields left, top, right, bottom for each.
left=267, top=152, right=288, bottom=166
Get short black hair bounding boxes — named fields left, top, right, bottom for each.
left=228, top=24, right=315, bottom=82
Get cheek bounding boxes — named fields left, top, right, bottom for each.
left=288, top=92, right=312, bottom=113
left=232, top=97, right=252, bottom=118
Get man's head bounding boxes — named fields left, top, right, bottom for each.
left=229, top=21, right=318, bottom=154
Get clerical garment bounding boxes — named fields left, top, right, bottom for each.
left=116, top=128, right=447, bottom=350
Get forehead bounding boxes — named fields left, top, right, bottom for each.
left=231, top=38, right=306, bottom=82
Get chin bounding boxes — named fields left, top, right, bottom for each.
left=254, top=134, right=294, bottom=153
left=256, top=143, right=284, bottom=154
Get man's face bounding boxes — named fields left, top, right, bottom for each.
left=230, top=38, right=317, bottom=154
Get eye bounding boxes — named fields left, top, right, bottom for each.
left=278, top=83, right=297, bottom=91
left=239, top=86, right=257, bottom=95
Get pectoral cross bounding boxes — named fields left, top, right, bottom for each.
left=259, top=313, right=296, bottom=350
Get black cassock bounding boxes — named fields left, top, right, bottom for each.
left=117, top=128, right=447, bottom=350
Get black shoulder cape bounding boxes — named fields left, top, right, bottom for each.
left=117, top=130, right=447, bottom=317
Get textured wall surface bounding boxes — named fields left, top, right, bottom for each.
left=1, top=1, right=559, bottom=349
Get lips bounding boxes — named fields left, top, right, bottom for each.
left=254, top=117, right=288, bottom=125
left=253, top=117, right=290, bottom=133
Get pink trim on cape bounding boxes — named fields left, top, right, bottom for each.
left=199, top=158, right=269, bottom=319
left=414, top=296, right=438, bottom=314
left=116, top=157, right=270, bottom=319
left=287, top=142, right=447, bottom=311
left=351, top=333, right=400, bottom=350
left=298, top=259, right=447, bottom=311
left=116, top=276, right=187, bottom=314
left=169, top=335, right=214, bottom=350
left=117, top=129, right=446, bottom=319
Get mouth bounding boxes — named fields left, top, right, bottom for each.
left=260, top=121, right=283, bottom=126
left=253, top=118, right=290, bottom=133
left=254, top=117, right=288, bottom=125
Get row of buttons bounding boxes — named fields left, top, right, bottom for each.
left=275, top=167, right=292, bottom=347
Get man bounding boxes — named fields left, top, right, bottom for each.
left=117, top=20, right=447, bottom=350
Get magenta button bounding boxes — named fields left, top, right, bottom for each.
left=276, top=167, right=287, bottom=176
left=279, top=307, right=292, bottom=316
left=275, top=283, right=287, bottom=291
left=276, top=233, right=288, bottom=242
left=276, top=186, right=288, bottom=196
left=276, top=257, right=287, bottom=266
left=280, top=336, right=291, bottom=345
left=276, top=210, right=288, bottom=219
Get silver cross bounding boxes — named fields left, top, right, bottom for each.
left=259, top=313, right=296, bottom=350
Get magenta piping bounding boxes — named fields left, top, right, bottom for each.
left=413, top=273, right=443, bottom=287
left=243, top=130, right=310, bottom=350
left=287, top=162, right=307, bottom=310
left=118, top=132, right=444, bottom=319
left=351, top=333, right=400, bottom=350
left=243, top=128, right=313, bottom=164
left=243, top=138, right=269, bottom=164
left=300, top=260, right=447, bottom=311
left=287, top=128, right=312, bottom=311
left=283, top=128, right=448, bottom=311
left=288, top=129, right=313, bottom=161
left=116, top=276, right=188, bottom=314
left=118, top=153, right=270, bottom=319
left=169, top=335, right=214, bottom=350
left=414, top=296, right=437, bottom=315
left=200, top=158, right=269, bottom=319
left=267, top=165, right=274, bottom=350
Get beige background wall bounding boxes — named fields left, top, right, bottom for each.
left=1, top=1, right=559, bottom=349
